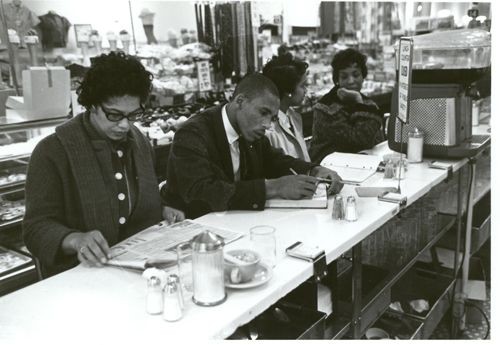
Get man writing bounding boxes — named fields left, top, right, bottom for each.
left=164, top=73, right=343, bottom=218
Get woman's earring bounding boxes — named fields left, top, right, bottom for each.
left=287, top=93, right=292, bottom=98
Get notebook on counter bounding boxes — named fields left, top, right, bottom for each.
left=265, top=183, right=328, bottom=209
left=320, top=152, right=381, bottom=184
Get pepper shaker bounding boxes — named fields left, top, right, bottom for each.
left=332, top=195, right=345, bottom=220
left=384, top=160, right=394, bottom=179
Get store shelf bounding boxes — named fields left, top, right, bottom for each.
left=0, top=181, right=25, bottom=195
left=0, top=116, right=69, bottom=132
left=0, top=264, right=37, bottom=297
left=0, top=154, right=30, bottom=164
left=0, top=218, right=23, bottom=232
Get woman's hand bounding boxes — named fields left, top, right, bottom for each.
left=337, top=88, right=363, bottom=104
left=62, top=231, right=111, bottom=267
left=162, top=206, right=185, bottom=225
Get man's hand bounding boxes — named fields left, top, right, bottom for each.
left=62, top=231, right=110, bottom=267
left=337, top=88, right=363, bottom=104
left=162, top=206, right=185, bottom=225
left=310, top=166, right=344, bottom=195
left=265, top=175, right=319, bottom=199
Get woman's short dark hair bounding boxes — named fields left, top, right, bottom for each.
left=262, top=52, right=308, bottom=99
left=331, top=48, right=368, bottom=84
left=77, top=51, right=153, bottom=110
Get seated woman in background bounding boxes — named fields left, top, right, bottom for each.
left=262, top=51, right=311, bottom=162
left=23, top=52, right=184, bottom=277
left=309, top=48, right=384, bottom=163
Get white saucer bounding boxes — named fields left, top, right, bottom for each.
left=225, top=263, right=273, bottom=289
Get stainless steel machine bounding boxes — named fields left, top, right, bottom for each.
left=388, top=29, right=491, bottom=158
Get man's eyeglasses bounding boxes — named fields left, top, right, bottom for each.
left=100, top=104, right=145, bottom=122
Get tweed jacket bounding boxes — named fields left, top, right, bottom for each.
left=23, top=113, right=162, bottom=277
left=309, top=86, right=384, bottom=164
left=265, top=108, right=311, bottom=162
left=164, top=105, right=317, bottom=219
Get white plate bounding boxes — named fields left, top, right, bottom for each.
left=225, top=263, right=273, bottom=289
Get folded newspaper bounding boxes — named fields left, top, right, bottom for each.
left=106, top=220, right=243, bottom=270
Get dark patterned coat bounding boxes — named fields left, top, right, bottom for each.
left=309, top=86, right=384, bottom=163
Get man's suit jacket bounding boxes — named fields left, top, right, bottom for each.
left=164, top=105, right=317, bottom=219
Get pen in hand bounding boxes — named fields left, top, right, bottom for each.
left=289, top=168, right=356, bottom=185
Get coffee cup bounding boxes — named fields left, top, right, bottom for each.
left=224, top=249, right=261, bottom=284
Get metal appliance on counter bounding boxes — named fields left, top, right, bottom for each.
left=388, top=29, right=491, bottom=158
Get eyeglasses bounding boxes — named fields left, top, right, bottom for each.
left=100, top=104, right=145, bottom=122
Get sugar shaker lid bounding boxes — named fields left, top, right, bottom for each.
left=192, top=230, right=225, bottom=253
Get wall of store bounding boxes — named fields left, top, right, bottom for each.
left=21, top=0, right=197, bottom=50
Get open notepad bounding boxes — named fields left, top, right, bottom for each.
left=265, top=183, right=328, bottom=209
left=105, top=220, right=243, bottom=270
left=320, top=152, right=381, bottom=184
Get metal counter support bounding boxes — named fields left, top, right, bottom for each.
left=351, top=243, right=363, bottom=339
left=451, top=168, right=463, bottom=338
left=451, top=156, right=478, bottom=336
left=460, top=158, right=477, bottom=329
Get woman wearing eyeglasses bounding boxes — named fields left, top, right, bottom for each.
left=23, top=52, right=184, bottom=277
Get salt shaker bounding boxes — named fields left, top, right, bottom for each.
left=407, top=128, right=424, bottom=163
left=167, top=274, right=184, bottom=310
left=332, top=195, right=345, bottom=220
left=145, top=276, right=163, bottom=315
left=345, top=196, right=358, bottom=222
left=163, top=281, right=183, bottom=322
left=142, top=268, right=167, bottom=315
left=393, top=160, right=406, bottom=180
left=192, top=230, right=227, bottom=306
left=384, top=160, right=394, bottom=179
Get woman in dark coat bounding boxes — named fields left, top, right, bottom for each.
left=23, top=52, right=184, bottom=277
left=309, top=48, right=384, bottom=163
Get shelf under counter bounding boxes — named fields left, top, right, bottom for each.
left=325, top=215, right=455, bottom=339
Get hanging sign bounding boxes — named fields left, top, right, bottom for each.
left=196, top=60, right=212, bottom=92
left=397, top=37, right=413, bottom=123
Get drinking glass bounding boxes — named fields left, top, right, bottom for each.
left=249, top=225, right=276, bottom=268
left=176, top=241, right=193, bottom=294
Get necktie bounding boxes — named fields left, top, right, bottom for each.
left=238, top=137, right=247, bottom=181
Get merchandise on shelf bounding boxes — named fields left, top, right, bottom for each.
left=135, top=91, right=228, bottom=146
left=0, top=245, right=31, bottom=277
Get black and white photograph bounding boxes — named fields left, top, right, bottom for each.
left=0, top=0, right=494, bottom=342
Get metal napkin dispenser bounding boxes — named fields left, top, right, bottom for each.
left=388, top=83, right=472, bottom=158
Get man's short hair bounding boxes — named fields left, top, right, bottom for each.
left=232, top=73, right=279, bottom=101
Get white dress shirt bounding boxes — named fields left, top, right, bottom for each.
left=222, top=105, right=241, bottom=181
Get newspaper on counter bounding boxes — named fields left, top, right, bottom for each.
left=106, top=219, right=244, bottom=270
